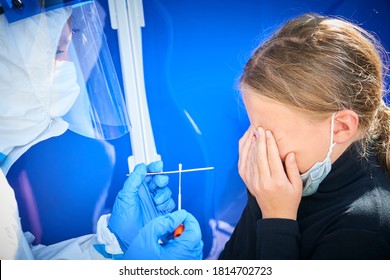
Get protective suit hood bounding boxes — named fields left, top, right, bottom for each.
left=0, top=7, right=75, bottom=174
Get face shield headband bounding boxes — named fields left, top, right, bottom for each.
left=0, top=1, right=92, bottom=23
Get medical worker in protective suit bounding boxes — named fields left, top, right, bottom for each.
left=0, top=0, right=203, bottom=259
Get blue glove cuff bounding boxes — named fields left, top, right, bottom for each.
left=93, top=244, right=125, bottom=260
left=107, top=224, right=128, bottom=252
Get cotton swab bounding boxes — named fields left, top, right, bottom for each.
left=174, top=163, right=184, bottom=238
left=178, top=163, right=182, bottom=210
left=126, top=166, right=214, bottom=176
left=146, top=166, right=214, bottom=175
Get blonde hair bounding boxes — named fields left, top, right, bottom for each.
left=240, top=13, right=390, bottom=174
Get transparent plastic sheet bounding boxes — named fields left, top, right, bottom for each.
left=62, top=2, right=130, bottom=140
left=0, top=0, right=130, bottom=140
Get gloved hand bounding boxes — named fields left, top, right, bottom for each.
left=108, top=161, right=175, bottom=251
left=123, top=210, right=204, bottom=260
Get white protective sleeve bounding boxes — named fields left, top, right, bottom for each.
left=0, top=169, right=107, bottom=260
left=29, top=233, right=105, bottom=260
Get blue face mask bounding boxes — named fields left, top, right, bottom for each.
left=301, top=114, right=336, bottom=197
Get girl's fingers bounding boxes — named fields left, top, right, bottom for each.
left=244, top=135, right=257, bottom=194
left=265, top=130, right=287, bottom=178
left=249, top=134, right=260, bottom=195
left=238, top=127, right=256, bottom=181
left=238, top=128, right=252, bottom=167
left=285, top=152, right=303, bottom=193
left=255, top=127, right=270, bottom=178
left=238, top=127, right=252, bottom=155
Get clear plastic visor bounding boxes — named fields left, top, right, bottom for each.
left=0, top=1, right=130, bottom=140
left=62, top=2, right=130, bottom=140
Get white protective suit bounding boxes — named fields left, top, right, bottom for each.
left=0, top=7, right=79, bottom=174
left=0, top=6, right=122, bottom=260
left=0, top=169, right=113, bottom=259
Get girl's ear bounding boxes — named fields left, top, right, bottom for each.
left=333, top=110, right=360, bottom=144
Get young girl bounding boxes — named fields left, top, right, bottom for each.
left=219, top=13, right=390, bottom=259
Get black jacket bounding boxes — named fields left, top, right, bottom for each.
left=219, top=145, right=390, bottom=259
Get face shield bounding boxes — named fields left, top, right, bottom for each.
left=0, top=0, right=130, bottom=173
left=62, top=2, right=131, bottom=140
left=0, top=0, right=130, bottom=141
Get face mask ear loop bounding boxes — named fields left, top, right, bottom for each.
left=327, top=113, right=337, bottom=157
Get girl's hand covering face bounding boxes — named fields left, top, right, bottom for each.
left=238, top=126, right=302, bottom=220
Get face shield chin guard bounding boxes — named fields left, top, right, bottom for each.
left=0, top=0, right=131, bottom=140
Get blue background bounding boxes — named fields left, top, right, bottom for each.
left=8, top=0, right=390, bottom=258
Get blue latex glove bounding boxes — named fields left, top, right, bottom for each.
left=123, top=210, right=204, bottom=260
left=108, top=161, right=175, bottom=251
